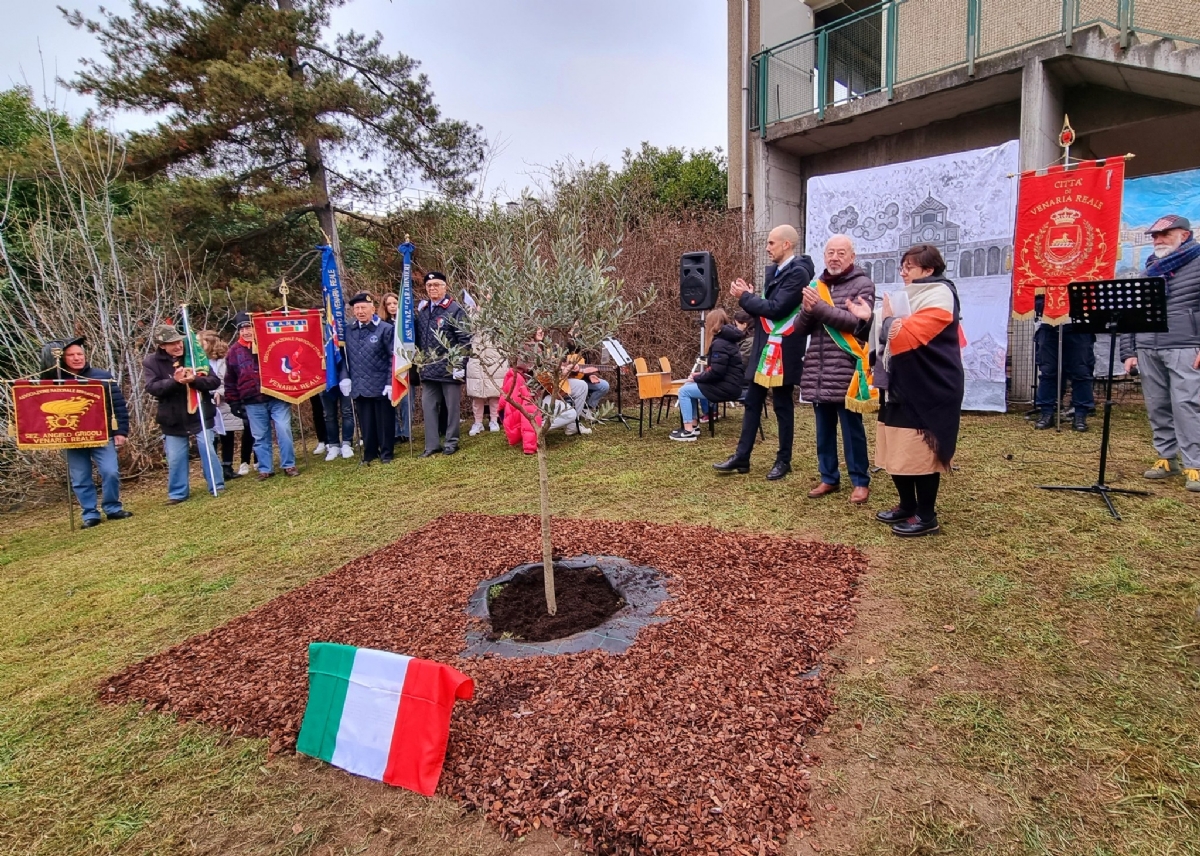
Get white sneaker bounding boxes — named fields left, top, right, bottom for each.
left=237, top=463, right=250, bottom=476
left=564, top=422, right=578, bottom=435
left=578, top=423, right=592, bottom=435
left=340, top=442, right=354, bottom=459
left=313, top=442, right=327, bottom=455
left=468, top=422, right=484, bottom=436
left=488, top=420, right=500, bottom=432
left=324, top=446, right=339, bottom=462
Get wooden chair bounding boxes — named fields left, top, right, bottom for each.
left=633, top=357, right=673, bottom=436
left=656, top=356, right=690, bottom=424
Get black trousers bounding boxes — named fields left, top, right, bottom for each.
left=354, top=396, right=395, bottom=462
left=734, top=383, right=795, bottom=466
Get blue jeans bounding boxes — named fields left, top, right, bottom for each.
left=245, top=399, right=296, bottom=473
left=676, top=382, right=710, bottom=425
left=321, top=388, right=355, bottom=445
left=66, top=442, right=123, bottom=522
left=164, top=433, right=224, bottom=500
left=585, top=378, right=610, bottom=411
left=813, top=402, right=870, bottom=487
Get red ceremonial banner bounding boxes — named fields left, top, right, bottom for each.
left=11, top=380, right=112, bottom=450
left=251, top=309, right=327, bottom=404
left=1013, top=158, right=1124, bottom=324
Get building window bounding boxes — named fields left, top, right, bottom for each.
left=922, top=212, right=938, bottom=224
left=987, top=246, right=1001, bottom=275
left=974, top=248, right=985, bottom=277
left=960, top=252, right=973, bottom=278
left=885, top=258, right=896, bottom=283
left=1004, top=245, right=1013, bottom=272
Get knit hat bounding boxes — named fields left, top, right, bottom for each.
left=233, top=311, right=252, bottom=328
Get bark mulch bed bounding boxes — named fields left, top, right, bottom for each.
left=100, top=513, right=866, bottom=855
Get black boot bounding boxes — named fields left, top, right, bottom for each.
left=1034, top=413, right=1054, bottom=430
left=223, top=463, right=240, bottom=480
left=1073, top=412, right=1088, bottom=432
left=765, top=460, right=791, bottom=481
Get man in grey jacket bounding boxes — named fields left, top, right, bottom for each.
left=1120, top=214, right=1200, bottom=492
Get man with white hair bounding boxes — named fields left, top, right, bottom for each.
left=1120, top=214, right=1200, bottom=492
left=714, top=224, right=815, bottom=481
left=795, top=234, right=876, bottom=503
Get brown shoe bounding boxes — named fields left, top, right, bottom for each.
left=850, top=486, right=870, bottom=504
left=283, top=467, right=299, bottom=477
left=807, top=481, right=840, bottom=498
left=256, top=471, right=275, bottom=481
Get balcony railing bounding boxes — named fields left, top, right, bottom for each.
left=750, top=0, right=1200, bottom=135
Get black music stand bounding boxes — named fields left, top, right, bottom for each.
left=1039, top=277, right=1167, bottom=519
left=601, top=338, right=633, bottom=430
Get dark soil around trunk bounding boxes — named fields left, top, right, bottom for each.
left=488, top=564, right=622, bottom=641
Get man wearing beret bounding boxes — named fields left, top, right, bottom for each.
left=415, top=271, right=471, bottom=456
left=1121, top=214, right=1200, bottom=492
left=344, top=291, right=396, bottom=464
left=143, top=324, right=225, bottom=502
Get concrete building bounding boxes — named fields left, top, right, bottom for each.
left=728, top=0, right=1200, bottom=399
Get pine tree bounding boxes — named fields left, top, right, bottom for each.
left=63, top=0, right=484, bottom=249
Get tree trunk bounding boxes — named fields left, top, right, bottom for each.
left=275, top=0, right=343, bottom=274
left=536, top=430, right=557, bottom=616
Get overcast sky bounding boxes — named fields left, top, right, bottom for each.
left=4, top=0, right=728, bottom=203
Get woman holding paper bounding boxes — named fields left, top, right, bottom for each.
left=846, top=244, right=964, bottom=537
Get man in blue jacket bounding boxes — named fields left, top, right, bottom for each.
left=714, top=224, right=815, bottom=481
left=50, top=338, right=134, bottom=527
left=344, top=291, right=396, bottom=464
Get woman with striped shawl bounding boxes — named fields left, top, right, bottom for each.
left=847, top=244, right=965, bottom=537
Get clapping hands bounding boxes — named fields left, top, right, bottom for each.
left=844, top=295, right=873, bottom=321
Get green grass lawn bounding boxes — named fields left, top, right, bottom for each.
left=1, top=405, right=1198, bottom=855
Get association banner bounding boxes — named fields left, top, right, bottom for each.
left=11, top=380, right=112, bottom=450
left=805, top=140, right=1018, bottom=411
left=1013, top=158, right=1124, bottom=324
left=251, top=309, right=327, bottom=404
left=319, top=245, right=346, bottom=390
left=390, top=241, right=416, bottom=405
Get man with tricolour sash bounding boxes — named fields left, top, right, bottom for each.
left=714, top=224, right=815, bottom=481
left=795, top=234, right=877, bottom=504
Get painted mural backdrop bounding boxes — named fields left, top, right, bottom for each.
left=805, top=140, right=1019, bottom=411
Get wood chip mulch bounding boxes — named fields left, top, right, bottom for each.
left=100, top=513, right=865, bottom=855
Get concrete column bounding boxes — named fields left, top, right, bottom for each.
left=752, top=140, right=803, bottom=244
left=1010, top=58, right=1065, bottom=403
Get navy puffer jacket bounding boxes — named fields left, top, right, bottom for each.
left=695, top=325, right=746, bottom=403
left=344, top=317, right=394, bottom=398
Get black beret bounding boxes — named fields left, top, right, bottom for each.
left=348, top=291, right=374, bottom=306
left=423, top=271, right=448, bottom=285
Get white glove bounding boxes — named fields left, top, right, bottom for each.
left=339, top=378, right=351, bottom=396
left=382, top=385, right=391, bottom=397
left=452, top=368, right=465, bottom=381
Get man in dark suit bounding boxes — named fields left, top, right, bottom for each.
left=714, top=224, right=815, bottom=481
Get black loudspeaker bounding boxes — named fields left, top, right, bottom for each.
left=679, top=251, right=718, bottom=311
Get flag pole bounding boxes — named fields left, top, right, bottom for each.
left=180, top=304, right=219, bottom=497
left=51, top=345, right=77, bottom=532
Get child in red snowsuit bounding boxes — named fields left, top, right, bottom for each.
left=497, top=367, right=539, bottom=454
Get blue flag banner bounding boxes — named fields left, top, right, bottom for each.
left=390, top=241, right=417, bottom=403
left=319, top=245, right=346, bottom=390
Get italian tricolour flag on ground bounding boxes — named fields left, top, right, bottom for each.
left=296, top=643, right=474, bottom=796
